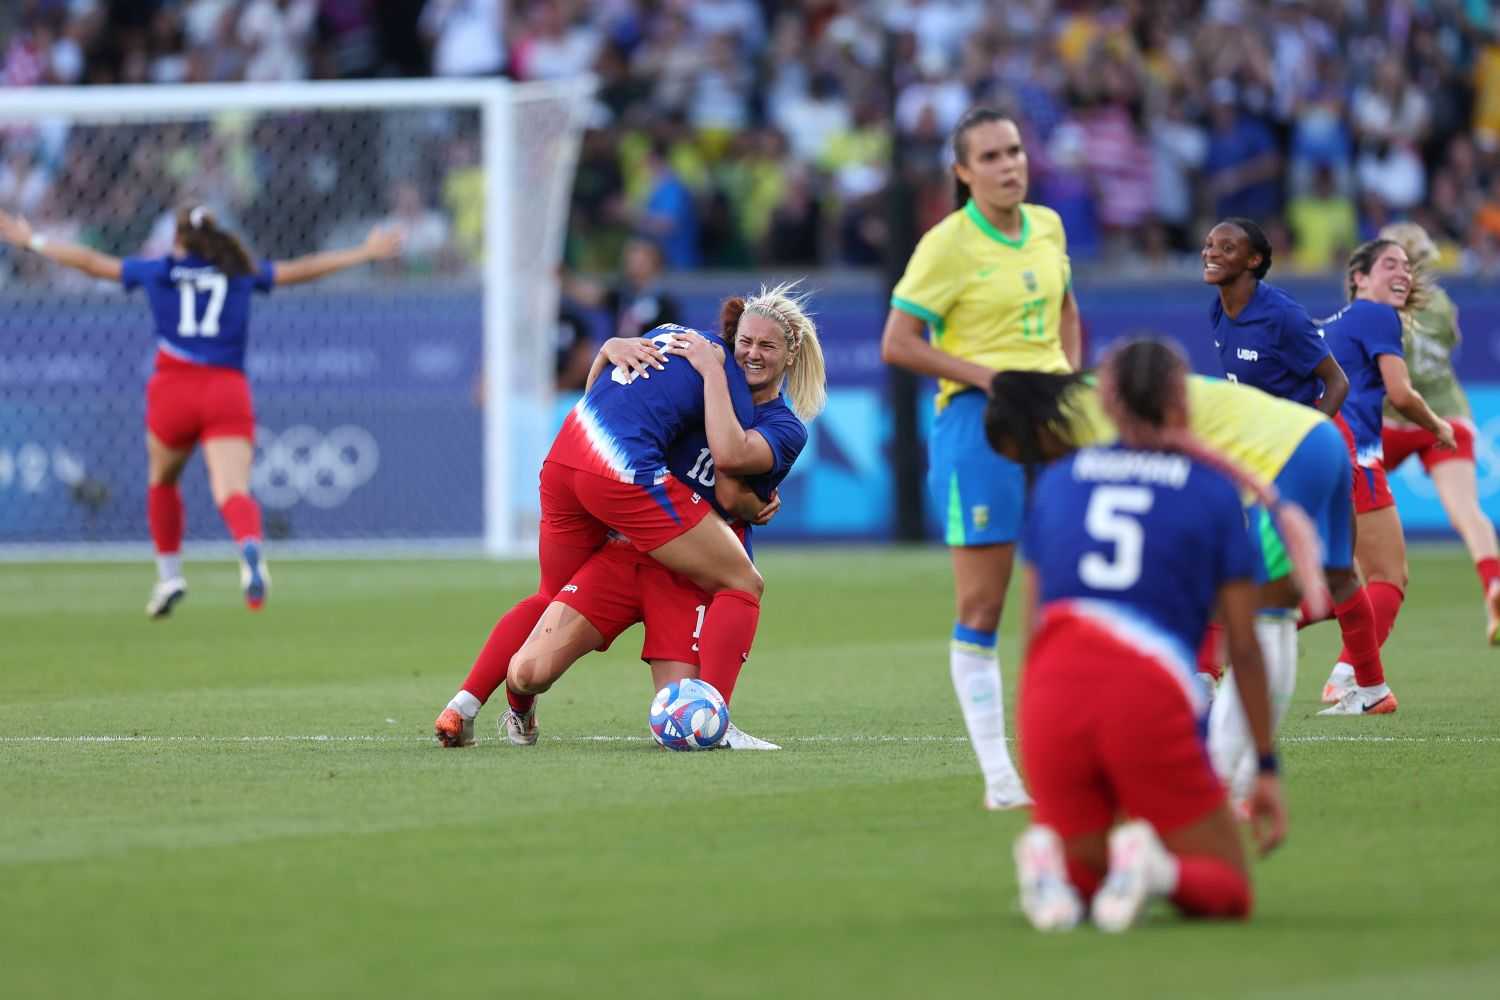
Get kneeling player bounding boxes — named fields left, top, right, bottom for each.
left=1003, top=339, right=1304, bottom=931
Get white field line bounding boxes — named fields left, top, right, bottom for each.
left=1, top=734, right=1497, bottom=746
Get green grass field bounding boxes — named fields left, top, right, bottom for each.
left=3, top=547, right=1499, bottom=999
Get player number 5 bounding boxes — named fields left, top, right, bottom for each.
left=176, top=274, right=229, bottom=337
left=1079, top=485, right=1153, bottom=590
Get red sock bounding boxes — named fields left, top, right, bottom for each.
left=1333, top=587, right=1385, bottom=687
left=698, top=589, right=760, bottom=702
left=218, top=492, right=263, bottom=544
left=506, top=683, right=535, bottom=715
left=1298, top=596, right=1334, bottom=630
left=1478, top=557, right=1500, bottom=596
left=1066, top=857, right=1102, bottom=902
left=1170, top=855, right=1252, bottom=919
left=1366, top=580, right=1405, bottom=646
left=1196, top=623, right=1224, bottom=682
left=460, top=592, right=552, bottom=704
left=147, top=484, right=184, bottom=555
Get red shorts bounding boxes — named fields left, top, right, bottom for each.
left=539, top=460, right=713, bottom=555
left=555, top=542, right=710, bottom=664
left=1383, top=418, right=1475, bottom=472
left=1334, top=413, right=1395, bottom=514
left=145, top=355, right=255, bottom=449
left=1020, top=609, right=1225, bottom=838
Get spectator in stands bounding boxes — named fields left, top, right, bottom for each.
left=564, top=234, right=682, bottom=341
left=239, top=0, right=317, bottom=83
left=421, top=0, right=505, bottom=78
left=381, top=181, right=451, bottom=275
left=510, top=0, right=600, bottom=82
left=1203, top=78, right=1282, bottom=222
left=1287, top=164, right=1357, bottom=273
left=636, top=138, right=699, bottom=270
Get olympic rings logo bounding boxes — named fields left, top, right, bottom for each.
left=252, top=424, right=379, bottom=510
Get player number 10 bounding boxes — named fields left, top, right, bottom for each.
left=176, top=274, right=229, bottom=337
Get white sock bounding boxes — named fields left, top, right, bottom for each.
left=1225, top=613, right=1297, bottom=798
left=156, top=553, right=182, bottom=582
left=950, top=632, right=1021, bottom=789
left=1358, top=682, right=1391, bottom=707
left=1328, top=661, right=1354, bottom=685
left=447, top=690, right=482, bottom=720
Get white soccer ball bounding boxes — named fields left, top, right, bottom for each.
left=648, top=678, right=729, bottom=751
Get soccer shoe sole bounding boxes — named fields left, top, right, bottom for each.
left=433, top=708, right=475, bottom=748
left=1091, top=822, right=1162, bottom=933
left=146, top=587, right=186, bottom=620
left=1013, top=828, right=1082, bottom=932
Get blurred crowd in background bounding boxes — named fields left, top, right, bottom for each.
left=4, top=0, right=1500, bottom=279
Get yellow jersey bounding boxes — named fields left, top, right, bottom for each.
left=1065, top=375, right=1326, bottom=486
left=891, top=200, right=1072, bottom=413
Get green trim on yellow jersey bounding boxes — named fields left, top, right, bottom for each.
left=964, top=199, right=1030, bottom=249
left=891, top=296, right=945, bottom=336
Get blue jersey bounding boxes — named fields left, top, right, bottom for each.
left=667, top=394, right=807, bottom=557
left=1210, top=281, right=1330, bottom=406
left=1022, top=444, right=1256, bottom=665
left=121, top=254, right=276, bottom=371
left=551, top=325, right=756, bottom=486
left=1322, top=300, right=1403, bottom=467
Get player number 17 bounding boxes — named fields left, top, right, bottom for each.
left=176, top=274, right=229, bottom=337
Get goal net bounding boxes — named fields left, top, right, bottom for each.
left=0, top=77, right=592, bottom=557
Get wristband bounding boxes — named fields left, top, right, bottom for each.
left=27, top=233, right=47, bottom=253
left=1257, top=752, right=1279, bottom=776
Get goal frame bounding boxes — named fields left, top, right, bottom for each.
left=0, top=77, right=592, bottom=558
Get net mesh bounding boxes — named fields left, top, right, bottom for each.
left=0, top=81, right=589, bottom=549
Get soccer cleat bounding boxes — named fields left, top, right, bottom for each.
left=1486, top=581, right=1500, bottom=646
left=1092, top=820, right=1174, bottom=933
left=984, top=774, right=1034, bottom=811
left=239, top=541, right=270, bottom=611
left=500, top=707, right=539, bottom=746
left=722, top=722, right=780, bottom=750
left=1013, top=825, right=1083, bottom=932
left=1317, top=688, right=1398, bottom=716
left=145, top=577, right=187, bottom=619
left=1320, top=663, right=1356, bottom=704
left=433, top=708, right=475, bottom=748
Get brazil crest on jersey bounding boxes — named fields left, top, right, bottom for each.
left=121, top=254, right=276, bottom=371
left=548, top=325, right=756, bottom=486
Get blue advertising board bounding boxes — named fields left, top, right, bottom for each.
left=6, top=274, right=1500, bottom=547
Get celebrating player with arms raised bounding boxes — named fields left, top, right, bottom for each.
left=0, top=205, right=399, bottom=616
left=1377, top=223, right=1500, bottom=643
left=880, top=106, right=1081, bottom=810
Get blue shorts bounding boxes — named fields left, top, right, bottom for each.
left=1254, top=419, right=1354, bottom=582
left=928, top=390, right=1026, bottom=546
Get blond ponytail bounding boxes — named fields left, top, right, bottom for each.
left=740, top=281, right=827, bottom=421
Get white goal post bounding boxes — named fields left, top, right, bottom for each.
left=0, top=77, right=593, bottom=558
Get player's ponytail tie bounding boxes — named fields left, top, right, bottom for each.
left=189, top=205, right=208, bottom=229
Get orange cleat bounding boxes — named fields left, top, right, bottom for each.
left=434, top=707, right=475, bottom=747
left=1318, top=688, right=1398, bottom=716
